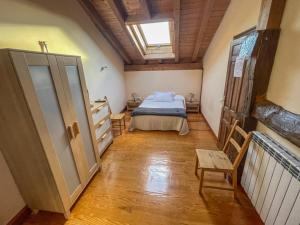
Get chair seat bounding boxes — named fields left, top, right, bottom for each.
left=110, top=113, right=125, bottom=121
left=196, top=149, right=233, bottom=171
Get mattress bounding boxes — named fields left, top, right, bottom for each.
left=128, top=95, right=189, bottom=135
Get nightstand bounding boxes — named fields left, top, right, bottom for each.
left=127, top=100, right=142, bottom=111
left=186, top=101, right=200, bottom=113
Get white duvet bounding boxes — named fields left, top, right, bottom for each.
left=139, top=95, right=185, bottom=109
left=129, top=94, right=189, bottom=135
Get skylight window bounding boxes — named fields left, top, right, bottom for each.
left=140, top=22, right=171, bottom=45
left=126, top=21, right=174, bottom=59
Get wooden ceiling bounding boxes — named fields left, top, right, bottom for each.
left=78, top=0, right=230, bottom=70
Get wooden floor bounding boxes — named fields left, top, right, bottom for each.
left=23, top=113, right=262, bottom=225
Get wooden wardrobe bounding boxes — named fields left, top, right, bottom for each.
left=0, top=49, right=100, bottom=217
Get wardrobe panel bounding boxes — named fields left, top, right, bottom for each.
left=64, top=65, right=97, bottom=171
left=29, top=65, right=81, bottom=195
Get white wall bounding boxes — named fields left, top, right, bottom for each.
left=0, top=0, right=126, bottom=113
left=125, top=70, right=202, bottom=100
left=256, top=0, right=300, bottom=156
left=0, top=0, right=126, bottom=223
left=201, top=0, right=262, bottom=135
left=0, top=152, right=25, bottom=225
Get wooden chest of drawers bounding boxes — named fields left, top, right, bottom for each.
left=91, top=102, right=113, bottom=156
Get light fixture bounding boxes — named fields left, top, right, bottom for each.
left=100, top=66, right=108, bottom=72
left=187, top=93, right=195, bottom=103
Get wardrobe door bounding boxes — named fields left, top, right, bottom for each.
left=57, top=56, right=99, bottom=180
left=10, top=52, right=84, bottom=207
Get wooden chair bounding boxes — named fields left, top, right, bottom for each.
left=195, top=120, right=252, bottom=198
left=104, top=96, right=126, bottom=135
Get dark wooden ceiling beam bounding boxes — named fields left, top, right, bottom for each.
left=173, top=0, right=180, bottom=63
left=77, top=0, right=131, bottom=64
left=126, top=12, right=174, bottom=24
left=140, top=0, right=151, bottom=19
left=124, top=62, right=203, bottom=71
left=192, top=0, right=215, bottom=62
left=257, top=0, right=286, bottom=30
left=107, top=0, right=145, bottom=63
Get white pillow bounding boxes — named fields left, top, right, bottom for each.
left=145, top=95, right=155, bottom=100
left=153, top=92, right=175, bottom=102
left=153, top=91, right=175, bottom=97
left=174, top=95, right=185, bottom=101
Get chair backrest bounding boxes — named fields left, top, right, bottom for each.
left=104, top=96, right=112, bottom=114
left=222, top=120, right=252, bottom=170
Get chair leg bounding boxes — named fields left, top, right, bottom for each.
left=232, top=170, right=237, bottom=199
left=123, top=117, right=126, bottom=129
left=199, top=169, right=204, bottom=194
left=195, top=156, right=199, bottom=176
left=119, top=120, right=122, bottom=135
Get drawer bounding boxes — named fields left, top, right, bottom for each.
left=95, top=119, right=111, bottom=139
left=97, top=131, right=113, bottom=156
left=92, top=105, right=109, bottom=124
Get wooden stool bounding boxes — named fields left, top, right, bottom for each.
left=110, top=113, right=126, bottom=135
left=195, top=120, right=252, bottom=199
left=104, top=96, right=126, bottom=135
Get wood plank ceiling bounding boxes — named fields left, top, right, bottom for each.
left=78, top=0, right=230, bottom=70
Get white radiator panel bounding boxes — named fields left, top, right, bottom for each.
left=251, top=151, right=270, bottom=206
left=255, top=157, right=277, bottom=212
left=266, top=170, right=292, bottom=225
left=275, top=178, right=300, bottom=225
left=241, top=132, right=300, bottom=225
left=286, top=192, right=300, bottom=225
left=260, top=163, right=284, bottom=221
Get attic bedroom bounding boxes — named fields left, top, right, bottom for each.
left=0, top=0, right=299, bottom=225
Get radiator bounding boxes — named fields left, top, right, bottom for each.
left=241, top=131, right=300, bottom=225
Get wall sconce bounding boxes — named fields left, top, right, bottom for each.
left=187, top=92, right=195, bottom=103
left=100, top=66, right=108, bottom=72
left=38, top=41, right=48, bottom=53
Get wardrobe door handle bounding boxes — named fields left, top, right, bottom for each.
left=67, top=125, right=74, bottom=140
left=72, top=121, right=80, bottom=137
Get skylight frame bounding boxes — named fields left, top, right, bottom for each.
left=126, top=20, right=175, bottom=60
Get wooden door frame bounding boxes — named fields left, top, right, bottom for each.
left=218, top=0, right=287, bottom=148
left=217, top=27, right=256, bottom=149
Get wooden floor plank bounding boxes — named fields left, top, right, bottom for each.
left=22, top=113, right=262, bottom=225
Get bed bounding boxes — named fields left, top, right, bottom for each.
left=129, top=92, right=189, bottom=135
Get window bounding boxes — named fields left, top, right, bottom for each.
left=127, top=21, right=174, bottom=59
left=140, top=22, right=171, bottom=45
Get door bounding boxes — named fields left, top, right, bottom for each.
left=10, top=51, right=85, bottom=208
left=56, top=56, right=99, bottom=181
left=218, top=29, right=258, bottom=149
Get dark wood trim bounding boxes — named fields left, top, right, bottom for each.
left=252, top=99, right=300, bottom=147
left=192, top=0, right=215, bottom=62
left=106, top=0, right=145, bottom=63
left=7, top=206, right=31, bottom=225
left=173, top=0, right=181, bottom=63
left=124, top=62, right=202, bottom=71
left=233, top=26, right=256, bottom=39
left=126, top=12, right=174, bottom=24
left=257, top=0, right=286, bottom=30
left=77, top=0, right=132, bottom=64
